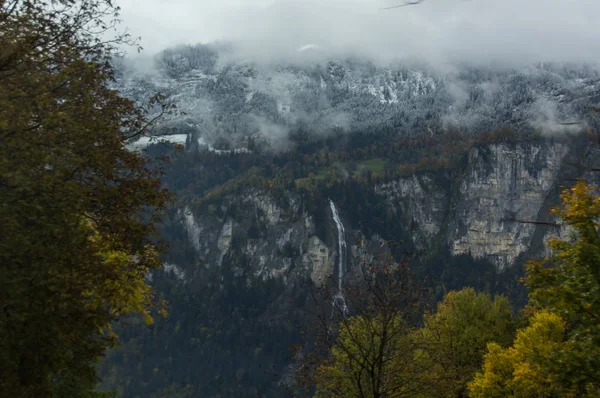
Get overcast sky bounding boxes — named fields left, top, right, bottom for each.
left=118, top=0, right=600, bottom=66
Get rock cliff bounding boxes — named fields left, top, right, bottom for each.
left=169, top=140, right=586, bottom=289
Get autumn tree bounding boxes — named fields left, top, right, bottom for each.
left=524, top=180, right=600, bottom=395
left=469, top=311, right=568, bottom=397
left=469, top=180, right=600, bottom=397
left=412, top=288, right=515, bottom=398
left=0, top=0, right=170, bottom=396
left=305, top=275, right=518, bottom=398
left=299, top=254, right=431, bottom=398
left=313, top=313, right=424, bottom=398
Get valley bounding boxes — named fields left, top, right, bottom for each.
left=99, top=44, right=600, bottom=397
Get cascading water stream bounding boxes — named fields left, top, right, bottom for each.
left=329, top=200, right=348, bottom=317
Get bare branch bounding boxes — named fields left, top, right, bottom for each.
left=382, top=0, right=425, bottom=9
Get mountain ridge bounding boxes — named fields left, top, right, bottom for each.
left=98, top=43, right=600, bottom=398
left=114, top=43, right=600, bottom=152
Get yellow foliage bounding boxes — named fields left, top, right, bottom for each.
left=468, top=311, right=565, bottom=398
left=524, top=180, right=600, bottom=394
left=413, top=288, right=514, bottom=398
left=83, top=219, right=158, bottom=332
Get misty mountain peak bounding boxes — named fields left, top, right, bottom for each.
left=115, top=43, right=600, bottom=152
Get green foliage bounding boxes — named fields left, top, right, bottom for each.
left=0, top=1, right=170, bottom=396
left=310, top=259, right=429, bottom=398
left=312, top=286, right=516, bottom=398
left=414, top=288, right=515, bottom=397
left=470, top=180, right=600, bottom=397
left=524, top=181, right=600, bottom=394
left=354, top=158, right=386, bottom=176
left=98, top=259, right=304, bottom=398
left=314, top=315, right=421, bottom=398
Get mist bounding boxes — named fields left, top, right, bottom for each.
left=119, top=0, right=600, bottom=67
left=112, top=0, right=600, bottom=150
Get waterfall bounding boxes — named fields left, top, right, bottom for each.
left=329, top=200, right=348, bottom=317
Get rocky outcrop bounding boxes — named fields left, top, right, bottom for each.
left=450, top=142, right=568, bottom=269
left=180, top=190, right=326, bottom=283
left=163, top=263, right=187, bottom=282
left=217, top=219, right=233, bottom=265
left=182, top=206, right=202, bottom=252
left=243, top=190, right=287, bottom=225
left=376, top=174, right=447, bottom=249
left=305, top=236, right=332, bottom=286
left=375, top=141, right=570, bottom=270
left=176, top=141, right=574, bottom=286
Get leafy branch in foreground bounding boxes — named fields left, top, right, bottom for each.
left=470, top=180, right=600, bottom=397
left=0, top=1, right=171, bottom=396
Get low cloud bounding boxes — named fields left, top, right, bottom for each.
left=119, top=0, right=600, bottom=67
left=528, top=98, right=586, bottom=136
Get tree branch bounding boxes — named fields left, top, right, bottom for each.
left=382, top=0, right=425, bottom=9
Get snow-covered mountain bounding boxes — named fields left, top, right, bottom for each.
left=114, top=43, right=600, bottom=151
left=100, top=44, right=600, bottom=398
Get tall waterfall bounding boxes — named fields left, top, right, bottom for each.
left=329, top=200, right=348, bottom=317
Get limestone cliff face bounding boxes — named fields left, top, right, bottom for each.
left=375, top=175, right=448, bottom=249
left=179, top=189, right=334, bottom=284
left=305, top=236, right=332, bottom=286
left=217, top=219, right=233, bottom=265
left=175, top=140, right=575, bottom=287
left=450, top=142, right=569, bottom=269
left=374, top=141, right=570, bottom=269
